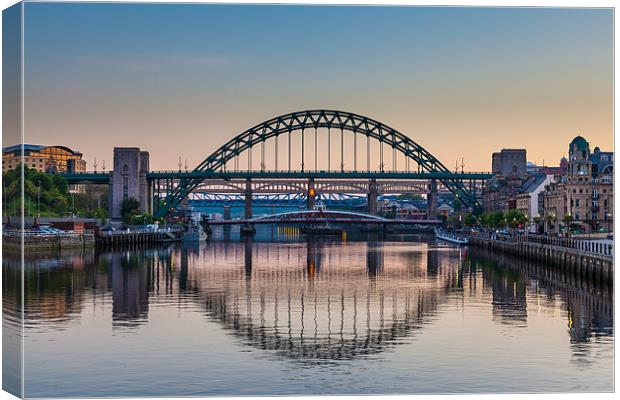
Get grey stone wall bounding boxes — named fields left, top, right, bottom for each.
left=110, top=147, right=150, bottom=219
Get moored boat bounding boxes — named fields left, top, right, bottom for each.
left=434, top=228, right=468, bottom=245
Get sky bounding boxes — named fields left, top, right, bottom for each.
left=12, top=3, right=614, bottom=171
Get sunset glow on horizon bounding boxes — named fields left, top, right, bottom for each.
left=13, top=3, right=613, bottom=171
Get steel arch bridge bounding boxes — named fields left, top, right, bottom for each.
left=155, top=110, right=487, bottom=217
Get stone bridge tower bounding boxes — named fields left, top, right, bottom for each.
left=110, top=147, right=151, bottom=220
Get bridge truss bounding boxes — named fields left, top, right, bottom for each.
left=154, top=110, right=491, bottom=217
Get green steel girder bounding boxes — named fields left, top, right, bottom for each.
left=155, top=110, right=488, bottom=217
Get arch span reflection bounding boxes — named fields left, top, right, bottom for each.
left=3, top=238, right=613, bottom=365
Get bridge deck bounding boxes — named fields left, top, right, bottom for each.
left=62, top=170, right=492, bottom=184
left=208, top=218, right=442, bottom=225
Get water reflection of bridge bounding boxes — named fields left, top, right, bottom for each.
left=3, top=241, right=613, bottom=362
left=185, top=241, right=452, bottom=362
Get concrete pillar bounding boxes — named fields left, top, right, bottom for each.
left=367, top=179, right=378, bottom=215
left=307, top=178, right=316, bottom=210
left=110, top=147, right=150, bottom=220
left=244, top=178, right=253, bottom=220
left=426, top=179, right=438, bottom=220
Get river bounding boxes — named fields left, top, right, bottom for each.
left=2, top=228, right=613, bottom=397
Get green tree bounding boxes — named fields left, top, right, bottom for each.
left=121, top=197, right=141, bottom=223
left=484, top=211, right=505, bottom=229
left=463, top=213, right=477, bottom=227
left=505, top=209, right=527, bottom=229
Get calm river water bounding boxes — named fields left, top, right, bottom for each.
left=3, top=229, right=614, bottom=397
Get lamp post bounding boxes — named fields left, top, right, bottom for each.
left=37, top=181, right=41, bottom=218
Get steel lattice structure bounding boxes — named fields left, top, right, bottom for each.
left=155, top=110, right=484, bottom=217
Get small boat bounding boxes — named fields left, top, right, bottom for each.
left=183, top=224, right=207, bottom=242
left=434, top=228, right=468, bottom=245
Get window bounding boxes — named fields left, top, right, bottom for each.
left=575, top=214, right=580, bottom=220
left=575, top=199, right=580, bottom=207
left=123, top=177, right=129, bottom=199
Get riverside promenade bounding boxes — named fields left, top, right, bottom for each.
left=467, top=233, right=613, bottom=284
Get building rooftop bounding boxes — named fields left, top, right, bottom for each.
left=3, top=144, right=82, bottom=156
left=569, top=136, right=589, bottom=153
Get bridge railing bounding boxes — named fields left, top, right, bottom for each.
left=3, top=229, right=85, bottom=238
left=99, top=227, right=184, bottom=236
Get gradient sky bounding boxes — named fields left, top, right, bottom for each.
left=17, top=3, right=613, bottom=171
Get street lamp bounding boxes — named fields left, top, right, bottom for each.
left=37, top=181, right=41, bottom=218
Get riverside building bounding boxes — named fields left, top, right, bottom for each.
left=542, top=136, right=613, bottom=234
left=2, top=144, right=87, bottom=173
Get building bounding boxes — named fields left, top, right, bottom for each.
left=526, top=157, right=568, bottom=176
left=542, top=178, right=567, bottom=234
left=491, top=149, right=527, bottom=177
left=515, top=174, right=554, bottom=232
left=2, top=144, right=87, bottom=173
left=543, top=136, right=613, bottom=234
left=437, top=203, right=454, bottom=217
left=482, top=174, right=530, bottom=213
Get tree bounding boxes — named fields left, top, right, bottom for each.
left=121, top=197, right=141, bottom=223
left=463, top=213, right=477, bottom=227
left=483, top=211, right=505, bottom=229
left=505, top=209, right=527, bottom=229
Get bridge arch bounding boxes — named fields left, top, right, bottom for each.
left=156, top=110, right=479, bottom=217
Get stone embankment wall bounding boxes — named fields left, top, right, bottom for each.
left=468, top=237, right=613, bottom=284
left=3, top=234, right=95, bottom=251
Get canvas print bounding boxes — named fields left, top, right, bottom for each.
left=1, top=2, right=614, bottom=399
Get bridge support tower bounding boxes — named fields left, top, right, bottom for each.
left=426, top=179, right=438, bottom=220
left=244, top=178, right=253, bottom=220
left=242, top=178, right=256, bottom=235
left=110, top=147, right=151, bottom=220
left=367, top=179, right=378, bottom=216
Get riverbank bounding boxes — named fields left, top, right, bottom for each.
left=3, top=232, right=95, bottom=251
left=467, top=236, right=613, bottom=284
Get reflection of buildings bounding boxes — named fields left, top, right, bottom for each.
left=467, top=248, right=613, bottom=343
left=490, top=274, right=528, bottom=325
left=3, top=241, right=613, bottom=363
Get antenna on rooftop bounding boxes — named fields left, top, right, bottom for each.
left=102, top=160, right=106, bottom=172
left=93, top=157, right=97, bottom=173
left=184, top=159, right=188, bottom=172
left=178, top=156, right=182, bottom=172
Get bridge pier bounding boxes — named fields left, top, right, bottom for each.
left=367, top=179, right=378, bottom=215
left=242, top=178, right=256, bottom=235
left=244, top=178, right=253, bottom=220
left=426, top=179, right=438, bottom=220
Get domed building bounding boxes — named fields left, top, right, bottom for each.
left=543, top=135, right=613, bottom=234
